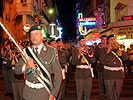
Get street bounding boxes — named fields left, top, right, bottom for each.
left=0, top=72, right=133, bottom=100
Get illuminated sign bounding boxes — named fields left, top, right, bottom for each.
left=79, top=21, right=96, bottom=26
left=78, top=17, right=96, bottom=21
left=117, top=35, right=126, bottom=40
left=78, top=13, right=83, bottom=19
left=57, top=27, right=63, bottom=39
left=41, top=28, right=46, bottom=38
left=122, top=15, right=133, bottom=21
left=78, top=13, right=97, bottom=35
left=23, top=24, right=30, bottom=33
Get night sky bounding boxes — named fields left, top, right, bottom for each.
left=55, top=0, right=77, bottom=41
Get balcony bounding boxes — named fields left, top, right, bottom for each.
left=10, top=2, right=32, bottom=20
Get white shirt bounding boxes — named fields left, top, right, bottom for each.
left=33, top=43, right=44, bottom=54
left=22, top=43, right=45, bottom=72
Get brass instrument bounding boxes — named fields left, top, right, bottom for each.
left=80, top=46, right=93, bottom=55
left=112, top=42, right=122, bottom=56
left=112, top=41, right=120, bottom=49
left=80, top=47, right=89, bottom=55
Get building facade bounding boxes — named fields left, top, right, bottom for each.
left=100, top=0, right=133, bottom=48
left=0, top=0, right=56, bottom=42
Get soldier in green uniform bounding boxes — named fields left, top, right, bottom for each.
left=94, top=35, right=107, bottom=100
left=1, top=40, right=13, bottom=98
left=14, top=25, right=62, bottom=100
left=99, top=34, right=128, bottom=100
left=72, top=36, right=96, bottom=100
left=56, top=39, right=67, bottom=100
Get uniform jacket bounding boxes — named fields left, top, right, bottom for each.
left=99, top=48, right=128, bottom=79
left=94, top=44, right=105, bottom=72
left=10, top=55, right=24, bottom=82
left=72, top=48, right=96, bottom=79
left=58, top=49, right=67, bottom=68
left=14, top=45, right=62, bottom=100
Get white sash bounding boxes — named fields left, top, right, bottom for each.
left=23, top=47, right=52, bottom=94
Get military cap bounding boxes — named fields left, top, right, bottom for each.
left=100, top=35, right=107, bottom=38
left=56, top=38, right=61, bottom=42
left=48, top=38, right=55, bottom=44
left=4, top=38, right=9, bottom=42
left=107, top=34, right=115, bottom=40
left=5, top=40, right=11, bottom=46
left=28, top=25, right=42, bottom=34
left=43, top=39, right=48, bottom=43
left=78, top=35, right=84, bottom=41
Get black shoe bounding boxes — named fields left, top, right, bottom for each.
left=4, top=93, right=10, bottom=96
left=4, top=93, right=13, bottom=97
left=8, top=93, right=13, bottom=97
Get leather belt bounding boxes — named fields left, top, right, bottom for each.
left=104, top=65, right=124, bottom=72
left=77, top=65, right=91, bottom=69
left=25, top=80, right=44, bottom=89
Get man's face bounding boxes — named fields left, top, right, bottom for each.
left=50, top=41, right=57, bottom=48
left=101, top=37, right=107, bottom=44
left=57, top=41, right=63, bottom=48
left=108, top=37, right=116, bottom=44
left=30, top=30, right=43, bottom=46
left=79, top=39, right=86, bottom=47
left=5, top=44, right=10, bottom=50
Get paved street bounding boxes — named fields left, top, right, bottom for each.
left=0, top=73, right=133, bottom=100
left=64, top=72, right=133, bottom=100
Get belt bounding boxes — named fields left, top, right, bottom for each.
left=77, top=65, right=91, bottom=69
left=104, top=65, right=124, bottom=71
left=25, top=80, right=44, bottom=89
left=3, top=61, right=7, bottom=64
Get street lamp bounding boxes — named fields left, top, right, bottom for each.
left=48, top=8, right=54, bottom=14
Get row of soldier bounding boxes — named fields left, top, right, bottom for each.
left=0, top=25, right=130, bottom=100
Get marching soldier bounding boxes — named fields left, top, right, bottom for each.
left=94, top=35, right=107, bottom=100
left=56, top=39, right=67, bottom=100
left=72, top=36, right=96, bottom=100
left=1, top=40, right=13, bottom=98
left=14, top=25, right=62, bottom=100
left=99, top=34, right=128, bottom=100
left=10, top=45, right=25, bottom=100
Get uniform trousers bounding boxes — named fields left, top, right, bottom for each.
left=12, top=81, right=24, bottom=100
left=57, top=79, right=66, bottom=100
left=76, top=78, right=92, bottom=100
left=104, top=79, right=123, bottom=100
left=3, top=70, right=13, bottom=94
left=97, top=71, right=106, bottom=99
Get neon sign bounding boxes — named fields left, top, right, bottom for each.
left=79, top=21, right=96, bottom=26
left=57, top=27, right=63, bottom=39
left=78, top=13, right=97, bottom=35
left=122, top=15, right=133, bottom=21
left=78, top=17, right=96, bottom=21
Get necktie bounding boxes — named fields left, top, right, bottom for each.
left=35, top=47, right=38, bottom=57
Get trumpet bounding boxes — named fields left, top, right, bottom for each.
left=112, top=42, right=122, bottom=56
left=80, top=46, right=90, bottom=55
left=112, top=41, right=120, bottom=49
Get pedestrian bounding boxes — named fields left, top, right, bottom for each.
left=127, top=44, right=133, bottom=75
left=14, top=25, right=62, bottom=100
left=99, top=34, right=128, bottom=100
left=72, top=35, right=96, bottom=100
left=94, top=35, right=107, bottom=100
